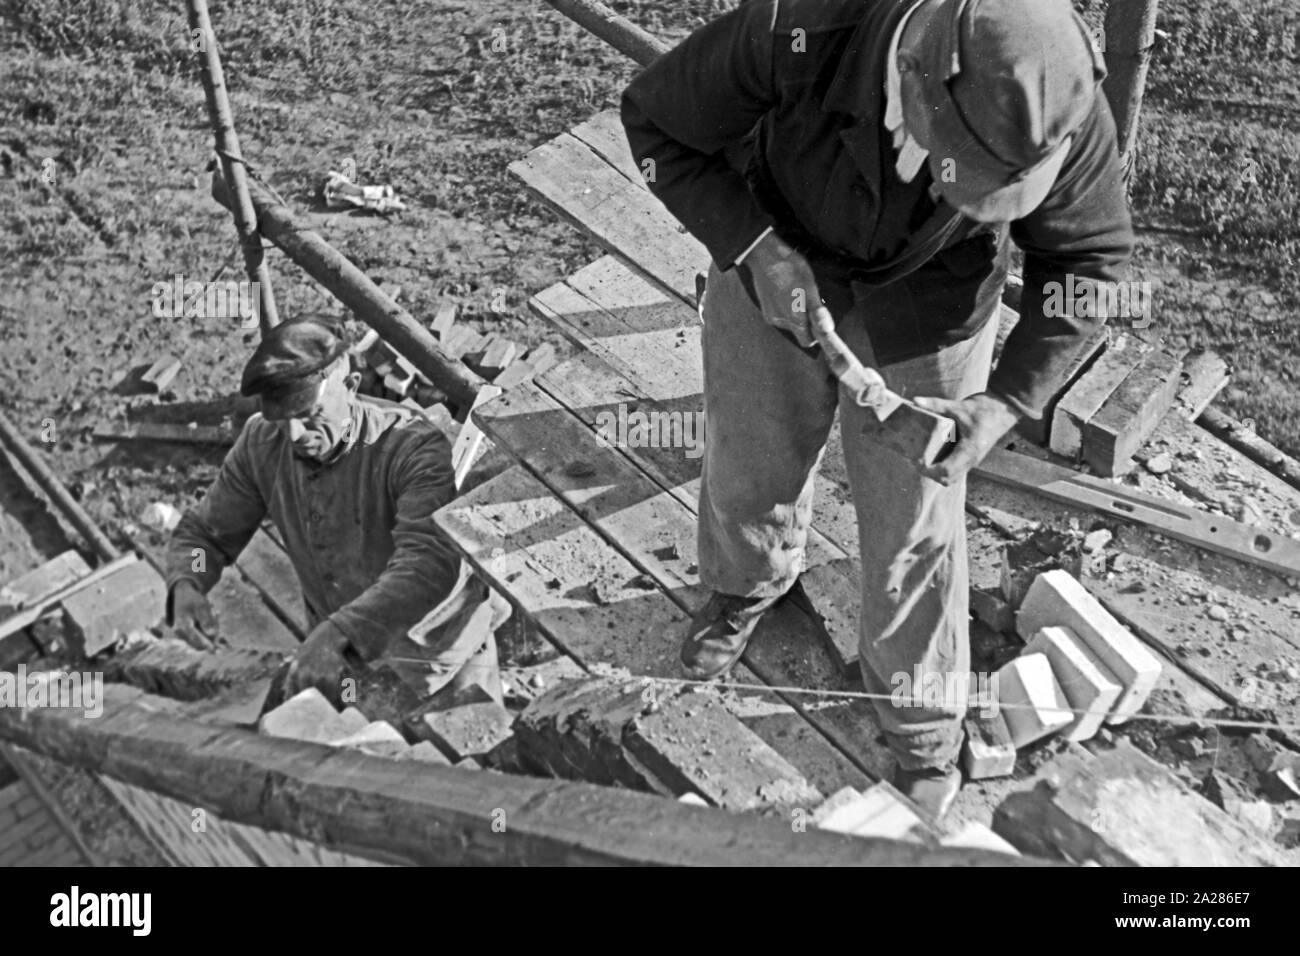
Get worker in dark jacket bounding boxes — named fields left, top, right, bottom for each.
left=164, top=318, right=505, bottom=703
left=622, top=0, right=1133, bottom=817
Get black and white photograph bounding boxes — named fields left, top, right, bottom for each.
left=0, top=0, right=1295, bottom=899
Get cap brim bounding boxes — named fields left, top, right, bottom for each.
left=259, top=376, right=322, bottom=421
left=929, top=134, right=1072, bottom=223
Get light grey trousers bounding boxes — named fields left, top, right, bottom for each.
left=698, top=261, right=999, bottom=770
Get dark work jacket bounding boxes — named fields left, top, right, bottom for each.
left=620, top=0, right=1135, bottom=419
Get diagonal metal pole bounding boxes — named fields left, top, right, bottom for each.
left=186, top=0, right=280, bottom=332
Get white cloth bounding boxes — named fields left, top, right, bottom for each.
left=885, top=0, right=931, bottom=183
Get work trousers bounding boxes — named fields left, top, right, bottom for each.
left=698, top=261, right=999, bottom=771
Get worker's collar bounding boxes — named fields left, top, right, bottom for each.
left=302, top=400, right=364, bottom=470
left=883, top=0, right=929, bottom=133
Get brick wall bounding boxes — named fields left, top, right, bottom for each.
left=0, top=780, right=86, bottom=866
left=95, top=776, right=390, bottom=867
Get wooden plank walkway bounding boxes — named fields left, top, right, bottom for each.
left=432, top=106, right=1300, bottom=827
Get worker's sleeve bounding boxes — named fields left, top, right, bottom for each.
left=990, top=95, right=1135, bottom=420
left=163, top=419, right=268, bottom=597
left=324, top=429, right=461, bottom=662
left=620, top=0, right=779, bottom=268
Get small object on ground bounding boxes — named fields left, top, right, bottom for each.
left=140, top=355, right=182, bottom=394
left=139, top=502, right=182, bottom=534
left=1144, top=451, right=1173, bottom=475
left=322, top=170, right=407, bottom=213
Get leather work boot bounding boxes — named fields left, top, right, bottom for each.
left=892, top=763, right=962, bottom=822
left=679, top=591, right=784, bottom=680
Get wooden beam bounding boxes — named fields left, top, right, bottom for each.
left=1101, top=0, right=1161, bottom=180
left=93, top=421, right=235, bottom=446
left=186, top=0, right=280, bottom=331
left=0, top=683, right=1047, bottom=867
left=0, top=410, right=119, bottom=561
left=543, top=0, right=668, bottom=67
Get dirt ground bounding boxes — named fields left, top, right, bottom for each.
left=0, top=0, right=1297, bottom=860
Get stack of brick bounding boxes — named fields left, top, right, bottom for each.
left=0, top=780, right=86, bottom=867
left=513, top=674, right=821, bottom=812
left=961, top=569, right=1162, bottom=779
left=258, top=688, right=453, bottom=765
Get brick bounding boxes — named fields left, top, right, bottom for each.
left=809, top=786, right=864, bottom=825
left=814, top=783, right=936, bottom=844
left=418, top=701, right=514, bottom=761
left=523, top=343, right=558, bottom=374
left=1050, top=332, right=1154, bottom=459
left=993, top=741, right=1283, bottom=865
left=259, top=688, right=370, bottom=745
left=1016, top=570, right=1161, bottom=724
left=621, top=686, right=822, bottom=812
left=0, top=550, right=91, bottom=613
left=995, top=653, right=1072, bottom=748
left=1024, top=625, right=1122, bottom=741
left=961, top=713, right=1017, bottom=780
left=471, top=338, right=517, bottom=380
left=489, top=358, right=536, bottom=390
left=397, top=741, right=452, bottom=765
left=970, top=586, right=1015, bottom=634
left=1017, top=325, right=1108, bottom=446
left=61, top=559, right=165, bottom=656
left=431, top=301, right=458, bottom=340
left=140, top=354, right=182, bottom=393
left=333, top=721, right=410, bottom=757
left=515, top=675, right=820, bottom=810
left=383, top=355, right=418, bottom=398
left=941, top=822, right=1021, bottom=856
left=1082, top=347, right=1184, bottom=476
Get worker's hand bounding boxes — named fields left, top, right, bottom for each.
left=284, top=620, right=352, bottom=701
left=912, top=392, right=1021, bottom=487
left=739, top=230, right=821, bottom=349
left=169, top=580, right=219, bottom=650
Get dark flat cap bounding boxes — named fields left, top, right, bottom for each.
left=240, top=318, right=349, bottom=419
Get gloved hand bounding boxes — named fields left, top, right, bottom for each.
left=170, top=580, right=219, bottom=650
left=737, top=230, right=823, bottom=349
left=912, top=392, right=1021, bottom=486
left=284, top=620, right=352, bottom=701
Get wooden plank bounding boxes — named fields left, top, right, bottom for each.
left=93, top=421, right=235, bottom=446
left=568, top=109, right=645, bottom=184
left=975, top=447, right=1300, bottom=580
left=1082, top=347, right=1184, bottom=476
left=509, top=132, right=706, bottom=308
left=434, top=466, right=875, bottom=793
left=472, top=379, right=895, bottom=778
left=0, top=683, right=1040, bottom=866
left=233, top=529, right=309, bottom=637
left=1175, top=350, right=1230, bottom=421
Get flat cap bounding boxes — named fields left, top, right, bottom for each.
left=240, top=317, right=349, bottom=419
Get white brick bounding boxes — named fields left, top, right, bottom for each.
left=1025, top=625, right=1123, bottom=741
left=816, top=784, right=929, bottom=844
left=1017, top=570, right=1161, bottom=724
left=259, top=688, right=365, bottom=745
left=333, top=721, right=409, bottom=757
left=995, top=653, right=1072, bottom=748
left=941, top=822, right=1021, bottom=856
